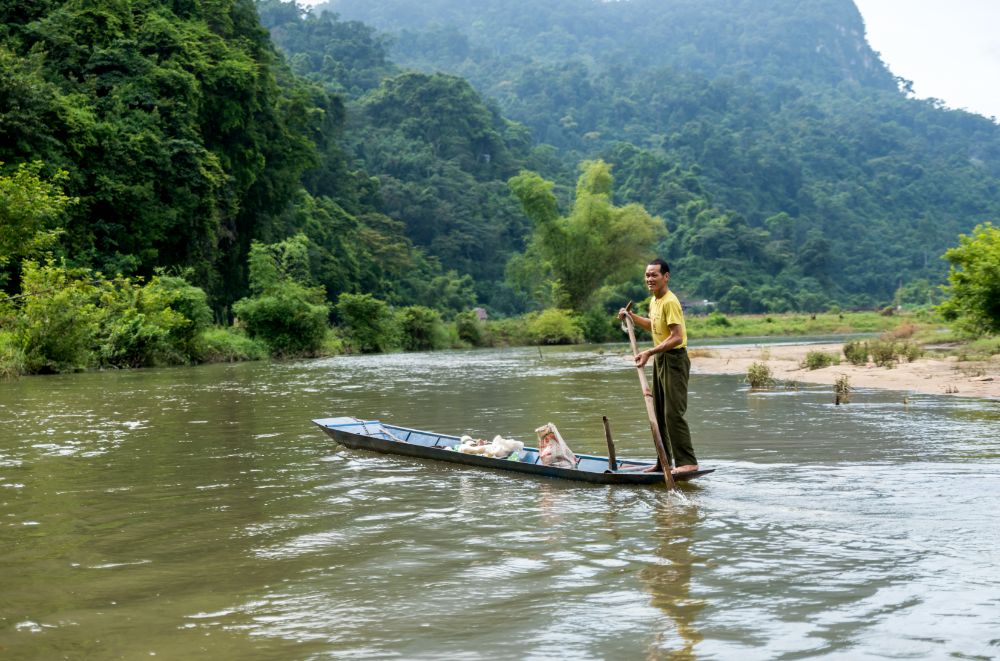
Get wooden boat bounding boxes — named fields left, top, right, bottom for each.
left=312, top=416, right=714, bottom=486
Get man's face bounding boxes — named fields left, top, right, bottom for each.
left=645, top=264, right=669, bottom=293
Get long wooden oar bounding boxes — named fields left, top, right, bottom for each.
left=602, top=415, right=617, bottom=472
left=623, top=301, right=677, bottom=490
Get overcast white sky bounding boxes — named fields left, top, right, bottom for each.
left=854, top=0, right=1000, bottom=120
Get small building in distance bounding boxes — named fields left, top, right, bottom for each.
left=681, top=299, right=716, bottom=315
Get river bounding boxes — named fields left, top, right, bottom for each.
left=2, top=345, right=998, bottom=659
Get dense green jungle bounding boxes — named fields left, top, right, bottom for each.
left=314, top=0, right=1000, bottom=309
left=2, top=0, right=999, bottom=373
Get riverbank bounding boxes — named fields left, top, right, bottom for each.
left=690, top=341, right=1000, bottom=400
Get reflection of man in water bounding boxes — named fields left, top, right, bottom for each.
left=640, top=502, right=705, bottom=659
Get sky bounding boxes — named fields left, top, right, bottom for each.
left=853, top=0, right=1000, bottom=120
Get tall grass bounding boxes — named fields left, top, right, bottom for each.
left=802, top=350, right=839, bottom=370
left=843, top=340, right=869, bottom=366
left=686, top=311, right=915, bottom=339
left=194, top=328, right=269, bottom=363
left=834, top=374, right=852, bottom=404
left=0, top=331, right=26, bottom=379
left=745, top=361, right=775, bottom=389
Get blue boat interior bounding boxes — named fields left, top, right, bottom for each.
left=313, top=416, right=655, bottom=474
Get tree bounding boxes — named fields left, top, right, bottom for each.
left=0, top=161, right=74, bottom=289
left=335, top=292, right=398, bottom=353
left=14, top=261, right=101, bottom=373
left=232, top=235, right=330, bottom=356
left=508, top=159, right=664, bottom=311
left=938, top=222, right=1000, bottom=336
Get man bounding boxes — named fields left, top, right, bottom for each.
left=618, top=258, right=698, bottom=475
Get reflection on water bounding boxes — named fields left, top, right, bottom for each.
left=642, top=500, right=704, bottom=660
left=1, top=345, right=999, bottom=658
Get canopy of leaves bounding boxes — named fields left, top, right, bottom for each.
left=0, top=161, right=74, bottom=288
left=0, top=0, right=321, bottom=306
left=509, top=160, right=664, bottom=311
left=233, top=234, right=330, bottom=355
left=324, top=0, right=1000, bottom=311
left=7, top=0, right=1000, bottom=322
left=939, top=223, right=1000, bottom=336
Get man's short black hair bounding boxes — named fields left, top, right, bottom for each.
left=648, top=258, right=670, bottom=275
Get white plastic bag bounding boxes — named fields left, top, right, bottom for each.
left=535, top=423, right=577, bottom=469
left=457, top=434, right=524, bottom=458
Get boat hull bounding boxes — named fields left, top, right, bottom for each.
left=313, top=417, right=713, bottom=486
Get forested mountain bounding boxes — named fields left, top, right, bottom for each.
left=257, top=3, right=541, bottom=311
left=1, top=0, right=313, bottom=303
left=318, top=0, right=1000, bottom=311
left=4, top=0, right=999, bottom=319
left=0, top=0, right=496, bottom=313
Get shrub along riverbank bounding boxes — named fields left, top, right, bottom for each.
left=2, top=261, right=964, bottom=380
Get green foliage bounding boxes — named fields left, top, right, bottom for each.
left=148, top=274, right=214, bottom=348
left=578, top=305, right=620, bottom=343
left=947, top=336, right=1000, bottom=360
left=801, top=350, right=839, bottom=370
left=705, top=311, right=731, bottom=327
left=233, top=235, right=330, bottom=356
left=327, top=0, right=1000, bottom=312
left=7, top=0, right=1000, bottom=352
left=525, top=308, right=583, bottom=345
left=686, top=311, right=903, bottom=339
left=335, top=292, right=398, bottom=353
left=16, top=261, right=101, bottom=373
left=364, top=72, right=515, bottom=175
left=416, top=271, right=477, bottom=316
left=346, top=71, right=531, bottom=297
left=246, top=234, right=316, bottom=295
left=3, top=259, right=223, bottom=372
left=397, top=305, right=448, bottom=350
left=869, top=339, right=898, bottom=368
left=898, top=340, right=923, bottom=363
left=509, top=160, right=664, bottom=311
left=894, top=279, right=940, bottom=310
left=0, top=0, right=322, bottom=306
left=233, top=289, right=330, bottom=356
left=0, top=330, right=26, bottom=379
left=486, top=316, right=533, bottom=346
left=454, top=310, right=487, bottom=346
left=0, top=161, right=74, bottom=288
left=938, top=222, right=1000, bottom=336
left=745, top=361, right=775, bottom=389
left=193, top=327, right=269, bottom=363
left=843, top=340, right=869, bottom=366
left=92, top=272, right=215, bottom=367
left=849, top=337, right=923, bottom=369
left=319, top=328, right=346, bottom=355
left=258, top=3, right=395, bottom=95
left=95, top=276, right=191, bottom=368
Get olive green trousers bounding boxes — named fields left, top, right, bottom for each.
left=652, top=351, right=697, bottom=468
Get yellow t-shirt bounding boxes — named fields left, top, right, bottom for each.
left=648, top=290, right=687, bottom=349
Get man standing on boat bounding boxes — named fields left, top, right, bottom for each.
left=618, top=259, right=699, bottom=475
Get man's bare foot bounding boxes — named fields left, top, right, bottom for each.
left=671, top=464, right=699, bottom=475
left=641, top=463, right=663, bottom=473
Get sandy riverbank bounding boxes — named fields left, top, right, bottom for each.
left=690, top=342, right=1000, bottom=400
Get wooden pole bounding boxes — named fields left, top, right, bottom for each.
left=602, top=416, right=617, bottom=472
left=623, top=301, right=677, bottom=490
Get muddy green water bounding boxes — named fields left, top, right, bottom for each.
left=2, top=345, right=999, bottom=659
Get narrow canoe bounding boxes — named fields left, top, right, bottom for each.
left=312, top=416, right=714, bottom=486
